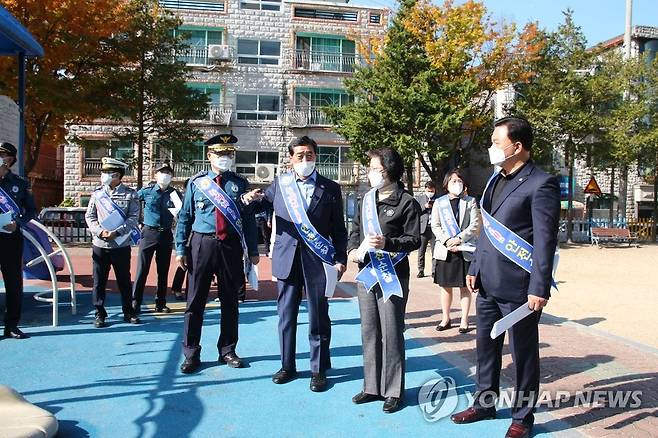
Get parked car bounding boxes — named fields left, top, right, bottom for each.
left=38, top=207, right=91, bottom=243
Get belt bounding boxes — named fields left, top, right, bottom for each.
left=193, top=230, right=238, bottom=241
left=144, top=225, right=170, bottom=232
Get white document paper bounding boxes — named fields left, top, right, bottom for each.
left=246, top=263, right=259, bottom=292
left=490, top=303, right=535, bottom=339
left=455, top=244, right=476, bottom=253
left=0, top=211, right=13, bottom=233
left=168, top=190, right=183, bottom=217
left=323, top=263, right=338, bottom=298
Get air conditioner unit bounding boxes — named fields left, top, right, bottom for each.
left=254, top=164, right=277, bottom=183
left=208, top=44, right=232, bottom=60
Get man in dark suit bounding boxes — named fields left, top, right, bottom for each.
left=451, top=117, right=560, bottom=438
left=414, top=180, right=437, bottom=277
left=244, top=136, right=348, bottom=392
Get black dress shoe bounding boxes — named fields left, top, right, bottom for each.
left=219, top=352, right=244, bottom=368
left=352, top=392, right=383, bottom=404
left=94, top=315, right=106, bottom=328
left=458, top=326, right=470, bottom=334
left=272, top=368, right=297, bottom=384
left=174, top=291, right=185, bottom=301
left=3, top=327, right=29, bottom=339
left=180, top=357, right=201, bottom=374
left=310, top=372, right=327, bottom=392
left=417, top=272, right=425, bottom=278
left=124, top=314, right=140, bottom=324
left=436, top=321, right=452, bottom=331
left=155, top=305, right=172, bottom=313
left=450, top=406, right=496, bottom=424
left=383, top=397, right=402, bottom=413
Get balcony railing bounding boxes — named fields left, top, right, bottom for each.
left=160, top=0, right=226, bottom=12
left=284, top=105, right=332, bottom=127
left=290, top=50, right=359, bottom=73
left=177, top=46, right=211, bottom=65
left=83, top=158, right=134, bottom=178
left=151, top=159, right=208, bottom=179
left=316, top=163, right=364, bottom=184
left=205, top=104, right=233, bottom=125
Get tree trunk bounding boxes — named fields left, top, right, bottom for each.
left=618, top=164, right=628, bottom=222
left=653, top=152, right=658, bottom=241
left=566, top=149, right=574, bottom=242
left=405, top=163, right=414, bottom=195
left=609, top=166, right=615, bottom=224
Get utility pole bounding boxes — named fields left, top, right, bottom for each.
left=619, top=0, right=633, bottom=222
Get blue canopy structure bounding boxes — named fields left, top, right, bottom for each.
left=0, top=5, right=44, bottom=176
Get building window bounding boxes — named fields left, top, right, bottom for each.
left=235, top=150, right=279, bottom=178
left=369, top=12, right=381, bottom=24
left=160, top=0, right=226, bottom=12
left=174, top=27, right=223, bottom=65
left=240, top=0, right=280, bottom=11
left=294, top=88, right=353, bottom=125
left=293, top=7, right=358, bottom=22
left=236, top=94, right=280, bottom=120
left=82, top=139, right=134, bottom=177
left=316, top=146, right=352, bottom=182
left=237, top=39, right=281, bottom=65
left=294, top=36, right=356, bottom=72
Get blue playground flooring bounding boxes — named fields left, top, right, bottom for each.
left=0, top=286, right=557, bottom=437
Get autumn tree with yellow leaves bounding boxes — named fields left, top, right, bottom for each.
left=328, top=0, right=542, bottom=185
left=0, top=0, right=131, bottom=174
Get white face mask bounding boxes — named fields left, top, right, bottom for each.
left=368, top=170, right=385, bottom=189
left=293, top=160, right=316, bottom=178
left=448, top=181, right=464, bottom=196
left=425, top=191, right=435, bottom=198
left=100, top=172, right=113, bottom=186
left=488, top=143, right=516, bottom=166
left=213, top=156, right=233, bottom=171
left=1, top=157, right=12, bottom=168
left=157, top=172, right=172, bottom=186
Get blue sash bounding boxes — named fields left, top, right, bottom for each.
left=0, top=186, right=20, bottom=215
left=193, top=174, right=247, bottom=252
left=354, top=188, right=405, bottom=302
left=94, top=189, right=141, bottom=246
left=481, top=172, right=557, bottom=290
left=278, top=173, right=335, bottom=265
left=437, top=195, right=460, bottom=237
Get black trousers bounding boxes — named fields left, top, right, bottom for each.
left=418, top=227, right=435, bottom=273
left=183, top=232, right=243, bottom=360
left=257, top=220, right=271, bottom=254
left=277, top=247, right=331, bottom=373
left=132, top=228, right=173, bottom=311
left=1, top=231, right=24, bottom=329
left=92, top=245, right=133, bottom=318
left=473, top=291, right=542, bottom=426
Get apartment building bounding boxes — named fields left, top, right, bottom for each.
left=63, top=0, right=389, bottom=206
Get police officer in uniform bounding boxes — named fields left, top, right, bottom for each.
left=85, top=157, right=141, bottom=328
left=175, top=134, right=259, bottom=374
left=0, top=142, right=37, bottom=339
left=132, top=163, right=181, bottom=314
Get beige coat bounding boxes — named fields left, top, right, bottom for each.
left=430, top=194, right=481, bottom=262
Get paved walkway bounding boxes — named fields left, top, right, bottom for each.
left=0, top=245, right=656, bottom=437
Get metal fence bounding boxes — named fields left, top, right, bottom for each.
left=559, top=218, right=656, bottom=243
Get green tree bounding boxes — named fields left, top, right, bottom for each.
left=514, top=10, right=601, bottom=240
left=87, top=0, right=208, bottom=188
left=327, top=0, right=541, bottom=190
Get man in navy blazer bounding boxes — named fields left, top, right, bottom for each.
left=245, top=136, right=347, bottom=392
left=451, top=117, right=560, bottom=438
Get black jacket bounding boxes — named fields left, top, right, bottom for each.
left=348, top=182, right=422, bottom=277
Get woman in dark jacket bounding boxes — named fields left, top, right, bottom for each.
left=347, top=147, right=421, bottom=413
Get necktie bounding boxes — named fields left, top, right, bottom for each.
left=215, top=174, right=228, bottom=240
